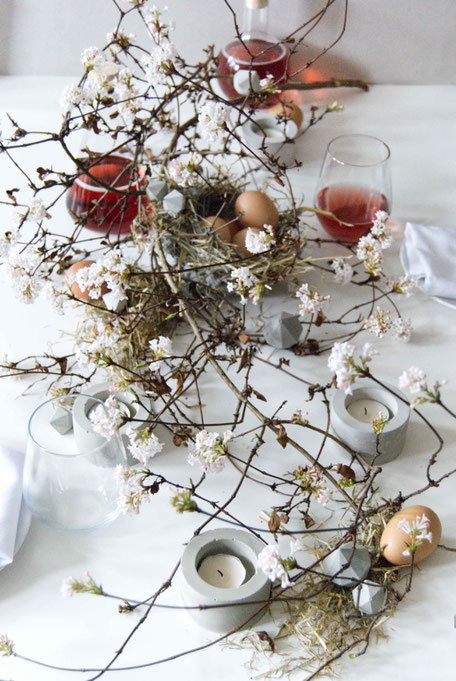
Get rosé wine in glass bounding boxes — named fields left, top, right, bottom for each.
left=66, top=154, right=146, bottom=236
left=314, top=135, right=392, bottom=243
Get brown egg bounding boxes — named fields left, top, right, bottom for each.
left=232, top=227, right=263, bottom=258
left=235, top=191, right=279, bottom=231
left=380, top=505, right=441, bottom=566
left=66, top=260, right=108, bottom=301
left=201, top=216, right=239, bottom=243
left=264, top=99, right=303, bottom=128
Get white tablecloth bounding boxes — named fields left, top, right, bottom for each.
left=0, top=77, right=455, bottom=681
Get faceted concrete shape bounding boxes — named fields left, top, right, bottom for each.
left=322, top=543, right=370, bottom=588
left=102, top=291, right=127, bottom=313
left=148, top=179, right=168, bottom=201
left=50, top=407, right=73, bottom=435
left=163, top=189, right=185, bottom=215
left=263, top=311, right=301, bottom=348
left=233, top=69, right=261, bottom=95
left=353, top=580, right=386, bottom=615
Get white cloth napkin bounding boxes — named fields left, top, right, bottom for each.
left=0, top=446, right=31, bottom=569
left=402, top=222, right=456, bottom=298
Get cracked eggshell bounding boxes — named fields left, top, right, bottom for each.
left=235, top=191, right=279, bottom=231
left=380, top=504, right=441, bottom=566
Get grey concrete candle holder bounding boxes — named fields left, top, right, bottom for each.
left=240, top=112, right=299, bottom=167
left=72, top=383, right=153, bottom=466
left=330, top=380, right=410, bottom=465
left=180, top=528, right=271, bottom=633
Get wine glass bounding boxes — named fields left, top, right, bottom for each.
left=23, top=395, right=125, bottom=533
left=314, top=134, right=392, bottom=242
left=65, top=131, right=148, bottom=237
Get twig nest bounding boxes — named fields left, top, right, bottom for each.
left=380, top=505, right=441, bottom=566
left=66, top=260, right=108, bottom=301
left=232, top=227, right=263, bottom=257
left=201, top=216, right=239, bottom=243
left=235, top=190, right=279, bottom=231
left=264, top=98, right=304, bottom=129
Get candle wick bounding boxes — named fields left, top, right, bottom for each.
left=217, top=569, right=224, bottom=577
left=364, top=407, right=367, bottom=415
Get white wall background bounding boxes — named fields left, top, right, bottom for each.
left=0, top=0, right=455, bottom=83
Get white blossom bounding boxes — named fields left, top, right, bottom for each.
left=81, top=47, right=106, bottom=70
left=289, top=538, right=306, bottom=558
left=114, top=68, right=143, bottom=125
left=68, top=250, right=129, bottom=305
left=359, top=342, right=378, bottom=364
left=187, top=429, right=232, bottom=473
left=168, top=153, right=199, bottom=186
left=141, top=42, right=177, bottom=86
left=296, top=282, right=330, bottom=318
left=127, top=426, right=164, bottom=464
left=0, top=633, right=14, bottom=656
left=149, top=336, right=172, bottom=371
left=3, top=247, right=43, bottom=303
left=198, top=101, right=230, bottom=141
left=257, top=545, right=291, bottom=588
left=328, top=341, right=376, bottom=394
left=398, top=513, right=433, bottom=557
left=41, top=281, right=66, bottom=315
left=392, top=317, right=412, bottom=342
left=364, top=306, right=392, bottom=338
left=370, top=211, right=393, bottom=249
left=316, top=487, right=333, bottom=505
left=388, top=274, right=417, bottom=297
left=61, top=571, right=101, bottom=597
left=227, top=266, right=263, bottom=305
left=26, top=198, right=47, bottom=222
left=332, top=258, right=353, bottom=285
left=115, top=465, right=149, bottom=514
left=398, top=366, right=427, bottom=394
left=244, top=224, right=276, bottom=254
left=89, top=395, right=124, bottom=438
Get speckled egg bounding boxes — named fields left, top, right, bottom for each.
left=380, top=505, right=441, bottom=566
left=232, top=227, right=263, bottom=258
left=201, top=216, right=239, bottom=243
left=66, top=260, right=108, bottom=301
left=235, top=191, right=279, bottom=231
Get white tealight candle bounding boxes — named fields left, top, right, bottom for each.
left=198, top=553, right=246, bottom=589
left=347, top=399, right=390, bottom=424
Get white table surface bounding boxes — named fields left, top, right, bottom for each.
left=0, top=77, right=455, bottom=681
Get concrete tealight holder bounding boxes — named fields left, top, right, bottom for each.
left=240, top=112, right=299, bottom=166
left=72, top=382, right=152, bottom=466
left=330, top=380, right=410, bottom=465
left=181, top=528, right=271, bottom=633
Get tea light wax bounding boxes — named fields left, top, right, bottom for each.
left=347, top=399, right=389, bottom=424
left=198, top=553, right=246, bottom=589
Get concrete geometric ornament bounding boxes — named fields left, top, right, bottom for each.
left=263, top=311, right=301, bottom=348
left=322, top=542, right=371, bottom=587
left=352, top=580, right=386, bottom=615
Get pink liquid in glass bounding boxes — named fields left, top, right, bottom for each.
left=217, top=38, right=289, bottom=103
left=315, top=184, right=389, bottom=242
left=66, top=155, right=146, bottom=235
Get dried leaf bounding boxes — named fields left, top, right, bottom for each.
left=277, top=424, right=288, bottom=449
left=237, top=347, right=250, bottom=373
left=335, top=464, right=356, bottom=481
left=268, top=511, right=281, bottom=533
left=252, top=389, right=267, bottom=402
left=238, top=334, right=249, bottom=344
left=257, top=631, right=275, bottom=652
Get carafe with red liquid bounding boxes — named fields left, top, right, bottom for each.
left=66, top=154, right=146, bottom=236
left=314, top=135, right=392, bottom=242
left=216, top=0, right=289, bottom=104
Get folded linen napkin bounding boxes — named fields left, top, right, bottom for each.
left=402, top=222, right=456, bottom=298
left=0, top=446, right=31, bottom=569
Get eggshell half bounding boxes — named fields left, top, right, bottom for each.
left=380, top=504, right=441, bottom=566
left=235, top=191, right=279, bottom=231
left=264, top=99, right=303, bottom=128
left=66, top=260, right=108, bottom=301
left=201, top=216, right=239, bottom=243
